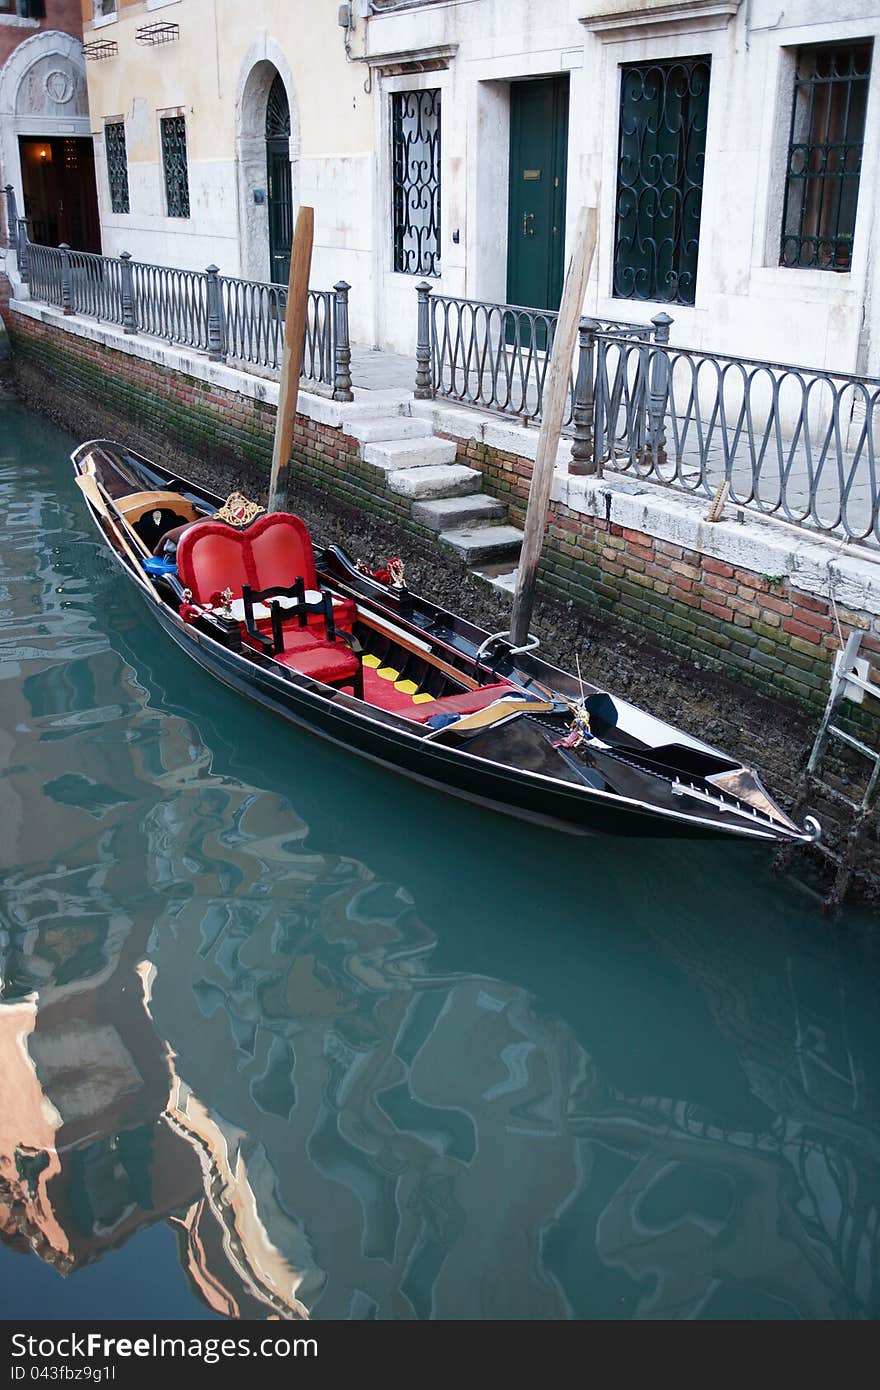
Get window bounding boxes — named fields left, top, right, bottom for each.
left=160, top=115, right=190, bottom=218
left=613, top=56, right=710, bottom=306
left=93, top=0, right=116, bottom=17
left=105, top=121, right=129, bottom=214
left=0, top=1, right=46, bottom=17
left=780, top=42, right=871, bottom=272
left=391, top=88, right=440, bottom=276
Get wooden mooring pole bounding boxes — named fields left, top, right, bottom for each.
left=509, top=207, right=598, bottom=647
left=267, top=205, right=314, bottom=514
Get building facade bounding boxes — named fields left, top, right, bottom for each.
left=76, top=1, right=880, bottom=372
left=78, top=0, right=375, bottom=337
left=1, top=1, right=99, bottom=254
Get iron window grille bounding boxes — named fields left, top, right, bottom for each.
left=780, top=42, right=872, bottom=272
left=160, top=115, right=190, bottom=219
left=266, top=73, right=291, bottom=139
left=105, top=120, right=129, bottom=214
left=613, top=56, right=711, bottom=306
left=0, top=0, right=46, bottom=15
left=391, top=88, right=441, bottom=276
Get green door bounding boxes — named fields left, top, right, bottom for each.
left=267, top=139, right=293, bottom=286
left=506, top=77, right=569, bottom=317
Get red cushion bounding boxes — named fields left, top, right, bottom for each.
left=177, top=525, right=251, bottom=605
left=248, top=513, right=317, bottom=591
left=274, top=642, right=360, bottom=685
left=176, top=512, right=319, bottom=605
left=243, top=626, right=323, bottom=655
left=406, top=681, right=516, bottom=724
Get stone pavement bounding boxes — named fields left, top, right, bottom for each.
left=350, top=343, right=415, bottom=392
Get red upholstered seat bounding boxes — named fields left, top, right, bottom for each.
left=175, top=511, right=356, bottom=630
left=274, top=644, right=361, bottom=685
left=406, top=682, right=516, bottom=724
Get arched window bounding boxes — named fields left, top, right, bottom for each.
left=265, top=74, right=291, bottom=140
left=265, top=74, right=292, bottom=282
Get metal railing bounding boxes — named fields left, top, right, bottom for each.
left=593, top=327, right=880, bottom=545
left=415, top=281, right=650, bottom=430
left=412, top=275, right=879, bottom=545
left=4, top=192, right=353, bottom=401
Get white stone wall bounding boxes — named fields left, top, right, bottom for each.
left=78, top=0, right=880, bottom=376
left=365, top=0, right=880, bottom=375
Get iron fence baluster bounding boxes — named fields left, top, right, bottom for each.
left=17, top=218, right=29, bottom=284
left=333, top=281, right=353, bottom=402
left=3, top=185, right=17, bottom=252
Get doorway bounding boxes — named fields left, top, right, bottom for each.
left=19, top=136, right=100, bottom=252
left=506, top=76, right=569, bottom=314
left=265, top=73, right=292, bottom=286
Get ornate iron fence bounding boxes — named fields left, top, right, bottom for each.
left=13, top=221, right=350, bottom=399
left=416, top=284, right=650, bottom=429
left=593, top=330, right=880, bottom=545
left=67, top=248, right=127, bottom=326
left=130, top=259, right=209, bottom=349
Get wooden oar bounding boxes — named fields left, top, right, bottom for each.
left=267, top=205, right=315, bottom=514
left=76, top=473, right=150, bottom=575
left=509, top=206, right=598, bottom=646
left=422, top=695, right=556, bottom=740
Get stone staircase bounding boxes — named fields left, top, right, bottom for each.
left=349, top=408, right=522, bottom=577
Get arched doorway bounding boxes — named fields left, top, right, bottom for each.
left=235, top=41, right=298, bottom=286
left=0, top=31, right=100, bottom=254
left=265, top=74, right=292, bottom=286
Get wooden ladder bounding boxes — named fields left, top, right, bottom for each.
left=781, top=632, right=880, bottom=913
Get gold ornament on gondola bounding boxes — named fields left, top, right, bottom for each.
left=215, top=492, right=265, bottom=527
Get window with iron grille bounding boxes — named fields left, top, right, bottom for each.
left=0, top=1, right=46, bottom=15
left=105, top=120, right=129, bottom=214
left=391, top=88, right=440, bottom=276
left=780, top=42, right=872, bottom=272
left=160, top=115, right=190, bottom=219
left=613, top=56, right=710, bottom=306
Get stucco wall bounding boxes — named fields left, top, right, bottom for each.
left=81, top=0, right=374, bottom=338
left=365, top=0, right=880, bottom=369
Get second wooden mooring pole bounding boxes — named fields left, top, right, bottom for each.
left=267, top=205, right=315, bottom=514
left=509, top=206, right=598, bottom=647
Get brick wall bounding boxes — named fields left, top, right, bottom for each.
left=7, top=307, right=433, bottom=542
left=460, top=441, right=880, bottom=726
left=8, top=306, right=880, bottom=741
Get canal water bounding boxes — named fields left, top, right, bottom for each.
left=1, top=399, right=879, bottom=1321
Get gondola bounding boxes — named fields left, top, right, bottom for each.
left=70, top=438, right=820, bottom=845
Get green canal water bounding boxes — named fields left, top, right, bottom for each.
left=1, top=400, right=879, bottom=1321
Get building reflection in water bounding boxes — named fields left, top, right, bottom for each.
left=1, top=635, right=880, bottom=1319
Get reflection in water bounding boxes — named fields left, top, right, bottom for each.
left=1, top=402, right=880, bottom=1320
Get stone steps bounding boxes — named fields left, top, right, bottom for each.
left=439, top=524, right=524, bottom=565
left=411, top=493, right=506, bottom=532
left=387, top=464, right=483, bottom=500
left=355, top=412, right=524, bottom=574
left=472, top=562, right=520, bottom=594
left=348, top=416, right=432, bottom=444
left=363, top=435, right=458, bottom=472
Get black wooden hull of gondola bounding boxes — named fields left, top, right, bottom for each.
left=71, top=440, right=821, bottom=846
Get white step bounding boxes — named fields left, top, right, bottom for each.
left=387, top=464, right=483, bottom=500
left=348, top=416, right=433, bottom=444
left=439, top=524, right=523, bottom=564
left=363, top=436, right=458, bottom=472
left=411, top=493, right=506, bottom=532
left=474, top=564, right=519, bottom=594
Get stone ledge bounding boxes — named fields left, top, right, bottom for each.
left=553, top=466, right=880, bottom=620
left=7, top=297, right=411, bottom=432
